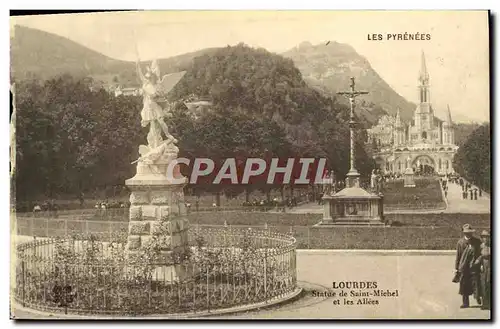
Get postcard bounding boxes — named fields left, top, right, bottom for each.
left=10, top=10, right=491, bottom=320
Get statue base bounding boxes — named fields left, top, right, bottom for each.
left=125, top=155, right=190, bottom=282
left=345, top=169, right=361, bottom=188
left=403, top=167, right=416, bottom=188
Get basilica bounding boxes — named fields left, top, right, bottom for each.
left=367, top=52, right=458, bottom=175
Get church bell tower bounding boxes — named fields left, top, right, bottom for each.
left=415, top=51, right=433, bottom=139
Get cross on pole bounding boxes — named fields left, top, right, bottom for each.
left=337, top=77, right=369, bottom=120
left=336, top=77, right=369, bottom=187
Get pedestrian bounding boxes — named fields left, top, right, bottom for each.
left=444, top=190, right=448, bottom=198
left=470, top=189, right=473, bottom=200
left=474, top=189, right=478, bottom=200
left=479, top=189, right=482, bottom=197
left=454, top=224, right=482, bottom=308
left=474, top=230, right=491, bottom=310
left=51, top=202, right=59, bottom=218
left=79, top=192, right=85, bottom=209
left=33, top=204, right=41, bottom=217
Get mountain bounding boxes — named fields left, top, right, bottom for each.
left=10, top=25, right=130, bottom=81
left=10, top=25, right=217, bottom=86
left=11, top=26, right=412, bottom=127
left=168, top=43, right=374, bottom=176
left=454, top=122, right=483, bottom=147
left=282, top=41, right=416, bottom=125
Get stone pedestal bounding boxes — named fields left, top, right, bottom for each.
left=125, top=156, right=190, bottom=281
left=316, top=187, right=385, bottom=227
left=403, top=167, right=416, bottom=187
left=345, top=169, right=361, bottom=188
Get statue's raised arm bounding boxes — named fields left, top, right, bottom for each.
left=136, top=61, right=146, bottom=84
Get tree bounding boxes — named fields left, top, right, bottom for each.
left=453, top=124, right=490, bottom=192
left=15, top=44, right=376, bottom=206
left=15, top=76, right=142, bottom=205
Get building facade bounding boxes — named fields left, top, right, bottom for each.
left=367, top=52, right=458, bottom=175
left=113, top=85, right=141, bottom=97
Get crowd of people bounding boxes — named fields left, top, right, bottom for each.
left=440, top=175, right=484, bottom=201
left=454, top=224, right=491, bottom=310
left=241, top=197, right=299, bottom=210
left=31, top=200, right=59, bottom=217
left=30, top=199, right=131, bottom=217
left=93, top=200, right=130, bottom=210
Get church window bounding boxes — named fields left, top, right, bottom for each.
left=398, top=162, right=401, bottom=171
left=422, top=131, right=427, bottom=139
left=438, top=159, right=442, bottom=169
left=445, top=160, right=449, bottom=169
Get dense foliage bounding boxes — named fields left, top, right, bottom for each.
left=453, top=124, right=491, bottom=192
left=14, top=44, right=375, bottom=204
left=15, top=75, right=144, bottom=202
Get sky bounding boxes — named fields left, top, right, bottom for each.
left=11, top=10, right=490, bottom=123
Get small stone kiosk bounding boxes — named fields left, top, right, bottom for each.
left=316, top=77, right=384, bottom=227
left=125, top=60, right=190, bottom=281
left=403, top=167, right=416, bottom=187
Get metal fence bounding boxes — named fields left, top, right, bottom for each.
left=16, top=203, right=309, bottom=220
left=16, top=194, right=314, bottom=219
left=15, top=215, right=489, bottom=251
left=384, top=202, right=447, bottom=211
left=13, top=227, right=297, bottom=316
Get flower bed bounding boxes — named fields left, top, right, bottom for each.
left=14, top=228, right=297, bottom=316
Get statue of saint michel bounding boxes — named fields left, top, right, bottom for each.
left=133, top=60, right=186, bottom=164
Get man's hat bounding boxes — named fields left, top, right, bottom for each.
left=480, top=230, right=490, bottom=237
left=462, top=224, right=475, bottom=233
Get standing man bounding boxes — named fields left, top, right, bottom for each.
left=474, top=230, right=491, bottom=310
left=79, top=192, right=85, bottom=209
left=455, top=224, right=482, bottom=308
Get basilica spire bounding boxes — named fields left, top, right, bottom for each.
left=445, top=104, right=453, bottom=124
left=419, top=50, right=429, bottom=83
left=418, top=50, right=430, bottom=104
left=395, top=108, right=402, bottom=127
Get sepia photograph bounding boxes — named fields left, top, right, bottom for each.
left=9, top=10, right=491, bottom=320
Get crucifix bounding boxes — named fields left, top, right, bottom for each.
left=337, top=77, right=369, bottom=188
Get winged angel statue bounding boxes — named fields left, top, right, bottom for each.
left=132, top=60, right=186, bottom=165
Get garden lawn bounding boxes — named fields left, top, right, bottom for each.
left=383, top=177, right=446, bottom=210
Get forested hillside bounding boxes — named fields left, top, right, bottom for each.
left=14, top=44, right=375, bottom=203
